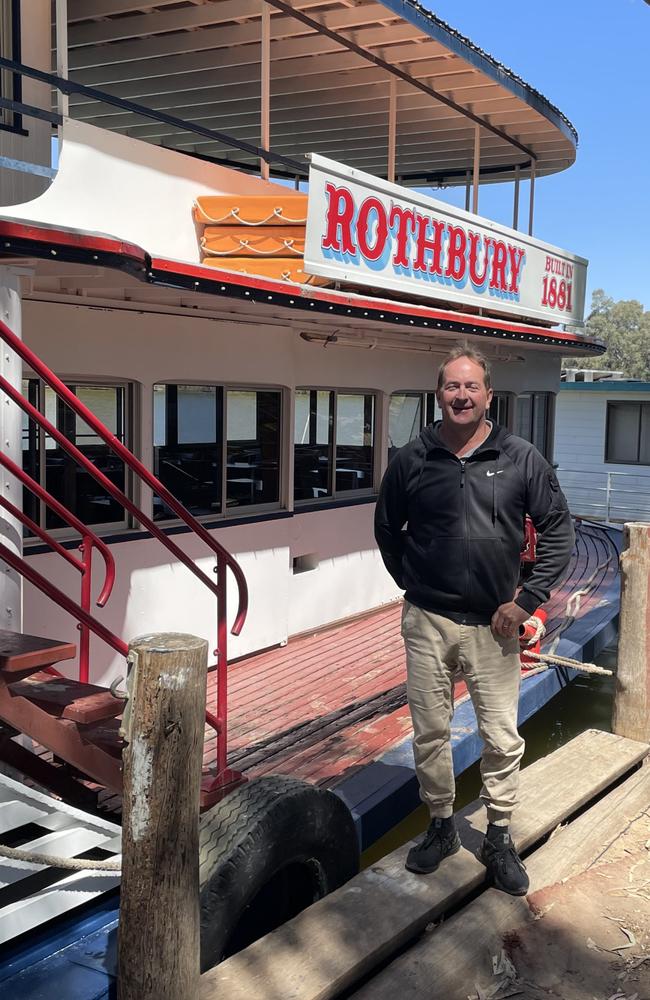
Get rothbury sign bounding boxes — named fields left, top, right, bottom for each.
left=304, top=154, right=588, bottom=327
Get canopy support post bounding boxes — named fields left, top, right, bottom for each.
left=260, top=2, right=271, bottom=181
left=472, top=125, right=480, bottom=215
left=387, top=77, right=397, bottom=183
left=528, top=159, right=536, bottom=236
left=513, top=165, right=520, bottom=230
left=55, top=0, right=69, bottom=117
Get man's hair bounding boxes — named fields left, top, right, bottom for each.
left=436, top=343, right=491, bottom=391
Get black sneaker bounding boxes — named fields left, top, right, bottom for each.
left=405, top=816, right=461, bottom=874
left=479, top=826, right=529, bottom=896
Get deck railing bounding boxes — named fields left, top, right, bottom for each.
left=0, top=319, right=248, bottom=784
left=0, top=55, right=305, bottom=180
left=0, top=450, right=118, bottom=678
left=556, top=468, right=650, bottom=523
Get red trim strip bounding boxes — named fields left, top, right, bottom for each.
left=152, top=256, right=599, bottom=348
left=0, top=219, right=146, bottom=264
left=0, top=218, right=601, bottom=351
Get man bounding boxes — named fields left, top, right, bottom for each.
left=374, top=345, right=574, bottom=895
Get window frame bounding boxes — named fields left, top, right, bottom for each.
left=386, top=390, right=438, bottom=462
left=488, top=391, right=514, bottom=430
left=21, top=375, right=135, bottom=540
left=293, top=386, right=379, bottom=505
left=515, top=391, right=554, bottom=460
left=152, top=380, right=286, bottom=523
left=605, top=400, right=650, bottom=466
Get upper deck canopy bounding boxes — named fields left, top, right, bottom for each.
left=65, top=0, right=577, bottom=186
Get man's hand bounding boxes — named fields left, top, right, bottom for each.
left=491, top=601, right=529, bottom=639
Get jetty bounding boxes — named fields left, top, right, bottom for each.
left=198, top=521, right=650, bottom=1000
left=201, top=729, right=650, bottom=1000
left=1, top=516, right=649, bottom=999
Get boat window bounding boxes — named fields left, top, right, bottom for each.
left=515, top=392, right=552, bottom=459
left=606, top=402, right=650, bottom=465
left=294, top=389, right=376, bottom=501
left=293, top=390, right=334, bottom=501
left=21, top=379, right=129, bottom=533
left=336, top=394, right=375, bottom=492
left=153, top=384, right=282, bottom=519
left=489, top=392, right=512, bottom=429
left=425, top=392, right=439, bottom=425
left=153, top=384, right=223, bottom=520
left=387, top=392, right=440, bottom=464
left=388, top=393, right=422, bottom=463
left=226, top=389, right=281, bottom=509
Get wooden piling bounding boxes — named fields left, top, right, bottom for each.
left=612, top=522, right=650, bottom=743
left=118, top=632, right=208, bottom=1000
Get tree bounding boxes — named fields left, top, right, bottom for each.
left=563, top=290, right=650, bottom=380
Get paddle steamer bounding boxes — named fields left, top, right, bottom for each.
left=0, top=1, right=619, bottom=990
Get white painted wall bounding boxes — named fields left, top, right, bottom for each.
left=554, top=388, right=650, bottom=521
left=18, top=297, right=564, bottom=682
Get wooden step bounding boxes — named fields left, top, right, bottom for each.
left=8, top=671, right=125, bottom=725
left=200, top=730, right=650, bottom=1000
left=0, top=684, right=123, bottom=791
left=0, top=629, right=76, bottom=676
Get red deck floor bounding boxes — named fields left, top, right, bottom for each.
left=202, top=521, right=619, bottom=790
left=14, top=522, right=619, bottom=815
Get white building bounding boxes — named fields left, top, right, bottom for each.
left=555, top=380, right=650, bottom=522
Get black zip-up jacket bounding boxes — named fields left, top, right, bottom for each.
left=374, top=422, right=574, bottom=624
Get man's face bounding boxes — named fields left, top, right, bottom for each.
left=436, top=356, right=493, bottom=431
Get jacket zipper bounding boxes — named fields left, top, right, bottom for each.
left=460, top=459, right=471, bottom=612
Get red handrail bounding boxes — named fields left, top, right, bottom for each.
left=0, top=451, right=118, bottom=683
left=0, top=450, right=116, bottom=606
left=0, top=319, right=249, bottom=779
left=0, top=493, right=85, bottom=574
left=0, top=540, right=128, bottom=657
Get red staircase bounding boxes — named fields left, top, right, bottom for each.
left=0, top=320, right=249, bottom=809
left=0, top=628, right=124, bottom=795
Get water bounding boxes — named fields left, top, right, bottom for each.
left=362, top=644, right=617, bottom=866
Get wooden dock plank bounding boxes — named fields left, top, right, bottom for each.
left=353, top=759, right=650, bottom=1000
left=199, top=730, right=648, bottom=1000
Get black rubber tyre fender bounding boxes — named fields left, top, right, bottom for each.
left=198, top=774, right=360, bottom=970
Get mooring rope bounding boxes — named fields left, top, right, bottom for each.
left=0, top=843, right=122, bottom=871
left=519, top=613, right=613, bottom=676
left=522, top=649, right=613, bottom=677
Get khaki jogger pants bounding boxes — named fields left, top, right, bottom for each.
left=401, top=601, right=525, bottom=826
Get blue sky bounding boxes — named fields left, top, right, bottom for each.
left=420, top=0, right=650, bottom=311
